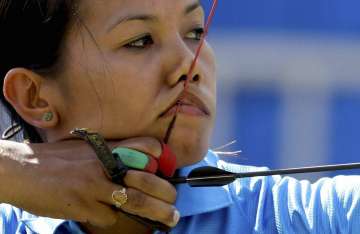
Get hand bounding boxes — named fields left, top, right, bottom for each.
left=0, top=138, right=179, bottom=229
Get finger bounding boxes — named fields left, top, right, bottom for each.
left=124, top=170, right=177, bottom=204
left=120, top=187, right=180, bottom=227
left=97, top=171, right=176, bottom=205
left=110, top=137, right=162, bottom=159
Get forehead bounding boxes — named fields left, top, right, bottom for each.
left=79, top=0, right=200, bottom=27
left=85, top=0, right=198, bottom=10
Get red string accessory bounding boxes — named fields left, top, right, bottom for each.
left=143, top=155, right=159, bottom=174
left=158, top=142, right=177, bottom=177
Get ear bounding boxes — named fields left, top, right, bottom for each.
left=3, top=68, right=59, bottom=129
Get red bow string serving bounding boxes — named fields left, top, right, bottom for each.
left=163, top=0, right=219, bottom=144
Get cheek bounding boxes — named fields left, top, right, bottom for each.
left=57, top=74, right=106, bottom=129
left=200, top=43, right=217, bottom=91
left=202, top=42, right=217, bottom=74
left=104, top=61, right=159, bottom=108
left=56, top=34, right=162, bottom=135
left=99, top=64, right=162, bottom=136
left=201, top=43, right=217, bottom=108
left=55, top=64, right=157, bottom=136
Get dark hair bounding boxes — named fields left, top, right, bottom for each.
left=0, top=0, right=74, bottom=142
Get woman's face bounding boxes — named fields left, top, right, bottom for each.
left=50, top=0, right=216, bottom=167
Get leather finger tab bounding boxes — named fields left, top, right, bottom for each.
left=112, top=147, right=158, bottom=174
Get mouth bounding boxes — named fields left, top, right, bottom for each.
left=160, top=92, right=210, bottom=118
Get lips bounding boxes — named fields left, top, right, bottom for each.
left=160, top=92, right=210, bottom=118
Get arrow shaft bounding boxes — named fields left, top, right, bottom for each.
left=169, top=162, right=360, bottom=186
left=237, top=162, right=360, bottom=178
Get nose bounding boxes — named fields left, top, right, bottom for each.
left=178, top=74, right=200, bottom=83
left=164, top=40, right=202, bottom=87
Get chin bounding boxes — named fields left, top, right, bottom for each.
left=167, top=128, right=212, bottom=168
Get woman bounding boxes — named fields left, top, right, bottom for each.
left=0, top=0, right=359, bottom=233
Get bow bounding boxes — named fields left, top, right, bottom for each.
left=164, top=0, right=360, bottom=187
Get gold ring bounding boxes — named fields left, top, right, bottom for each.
left=112, top=188, right=128, bottom=208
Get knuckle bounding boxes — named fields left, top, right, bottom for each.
left=87, top=208, right=117, bottom=227
left=100, top=214, right=117, bottom=227
left=137, top=172, right=156, bottom=188
left=158, top=182, right=177, bottom=204
left=125, top=171, right=156, bottom=189
left=128, top=190, right=147, bottom=210
left=125, top=171, right=177, bottom=204
left=168, top=187, right=177, bottom=203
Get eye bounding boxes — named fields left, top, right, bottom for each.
left=124, top=34, right=154, bottom=49
left=186, top=27, right=205, bottom=41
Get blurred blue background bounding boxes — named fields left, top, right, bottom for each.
left=203, top=0, right=360, bottom=180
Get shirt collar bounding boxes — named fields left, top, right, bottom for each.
left=175, top=150, right=234, bottom=217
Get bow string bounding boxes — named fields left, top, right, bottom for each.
left=163, top=0, right=219, bottom=143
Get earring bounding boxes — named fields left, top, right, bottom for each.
left=42, top=112, right=53, bottom=122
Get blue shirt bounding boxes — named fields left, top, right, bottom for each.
left=1, top=151, right=360, bottom=234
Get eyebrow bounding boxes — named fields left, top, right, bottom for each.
left=185, top=1, right=201, bottom=15
left=106, top=1, right=202, bottom=33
